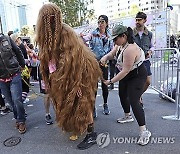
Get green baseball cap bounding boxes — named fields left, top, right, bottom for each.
left=110, top=24, right=127, bottom=40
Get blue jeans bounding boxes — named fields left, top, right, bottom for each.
left=0, top=73, right=26, bottom=122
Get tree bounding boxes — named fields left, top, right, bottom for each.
left=49, top=0, right=94, bottom=27
left=129, top=4, right=140, bottom=16
left=20, top=25, right=30, bottom=36
left=120, top=11, right=127, bottom=18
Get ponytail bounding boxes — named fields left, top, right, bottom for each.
left=125, top=27, right=134, bottom=44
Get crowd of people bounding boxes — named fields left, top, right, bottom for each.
left=0, top=3, right=155, bottom=150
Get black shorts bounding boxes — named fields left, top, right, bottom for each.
left=22, top=77, right=30, bottom=93
left=143, top=60, right=152, bottom=76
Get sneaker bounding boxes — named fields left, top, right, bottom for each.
left=23, top=98, right=29, bottom=104
left=5, top=104, right=13, bottom=112
left=77, top=132, right=97, bottom=150
left=18, top=122, right=26, bottom=134
left=0, top=108, right=11, bottom=115
left=138, top=129, right=151, bottom=146
left=93, top=107, right=97, bottom=119
left=117, top=115, right=134, bottom=123
left=45, top=114, right=53, bottom=125
left=103, top=104, right=110, bottom=115
left=6, top=106, right=13, bottom=112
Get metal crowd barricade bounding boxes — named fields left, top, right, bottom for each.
left=150, top=48, right=180, bottom=120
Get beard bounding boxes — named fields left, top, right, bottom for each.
left=136, top=23, right=142, bottom=28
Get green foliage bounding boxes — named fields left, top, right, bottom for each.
left=163, top=51, right=171, bottom=62
left=129, top=4, right=140, bottom=16
left=20, top=25, right=30, bottom=36
left=49, top=0, right=94, bottom=27
left=120, top=11, right=127, bottom=18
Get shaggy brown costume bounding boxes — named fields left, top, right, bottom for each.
left=36, top=3, right=102, bottom=134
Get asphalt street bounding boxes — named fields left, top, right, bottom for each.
left=0, top=82, right=180, bottom=154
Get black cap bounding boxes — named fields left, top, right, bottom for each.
left=135, top=12, right=147, bottom=19
left=98, top=15, right=108, bottom=23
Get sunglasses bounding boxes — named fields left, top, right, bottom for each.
left=98, top=20, right=106, bottom=24
left=135, top=18, right=143, bottom=22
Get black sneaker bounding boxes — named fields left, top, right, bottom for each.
left=0, top=108, right=11, bottom=115
left=103, top=104, right=110, bottom=115
left=93, top=107, right=97, bottom=119
left=77, top=132, right=97, bottom=150
left=45, top=114, right=53, bottom=125
left=5, top=105, right=13, bottom=112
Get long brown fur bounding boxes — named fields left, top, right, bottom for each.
left=36, top=3, right=102, bottom=134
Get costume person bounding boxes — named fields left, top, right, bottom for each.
left=35, top=3, right=102, bottom=150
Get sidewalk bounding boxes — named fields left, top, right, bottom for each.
left=0, top=83, right=179, bottom=154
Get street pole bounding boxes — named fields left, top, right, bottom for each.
left=165, top=7, right=170, bottom=48
left=165, top=0, right=170, bottom=48
left=0, top=16, right=3, bottom=33
left=168, top=8, right=170, bottom=48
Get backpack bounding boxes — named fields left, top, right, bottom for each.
left=0, top=34, right=20, bottom=78
left=0, top=34, right=15, bottom=57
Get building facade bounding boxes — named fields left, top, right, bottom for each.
left=0, top=0, right=27, bottom=34
left=91, top=0, right=179, bottom=35
left=0, top=0, right=48, bottom=34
